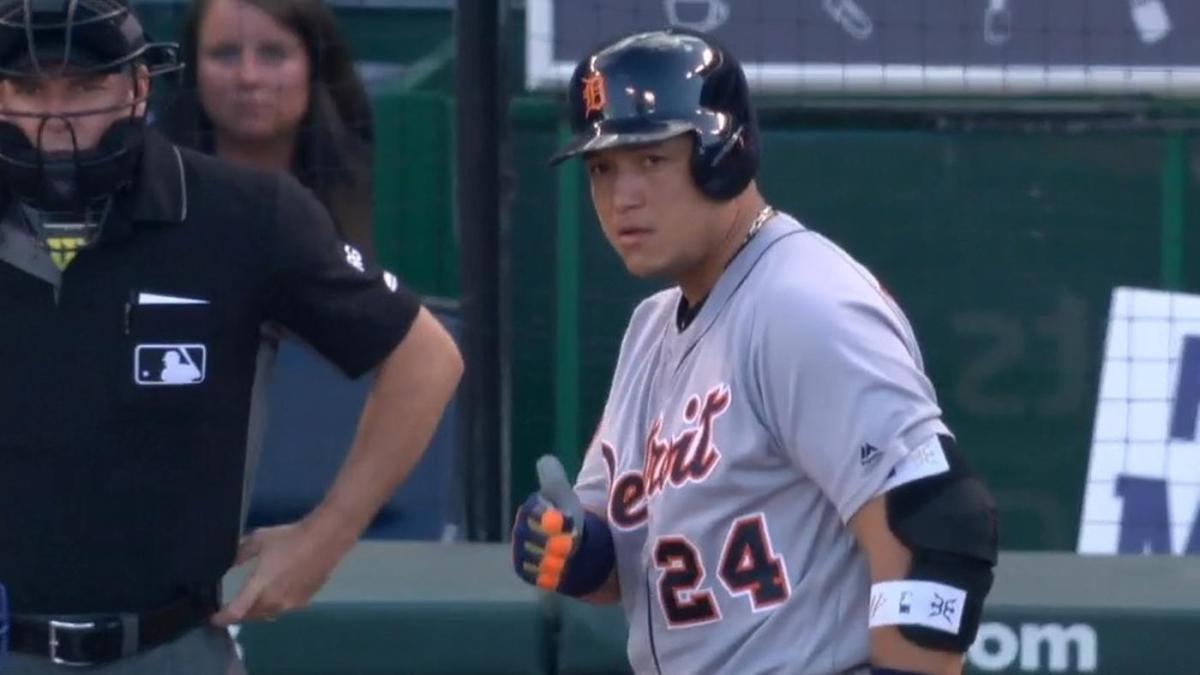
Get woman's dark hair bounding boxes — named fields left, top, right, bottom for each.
left=162, top=0, right=376, bottom=257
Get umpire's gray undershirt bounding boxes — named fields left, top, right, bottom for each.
left=0, top=205, right=61, bottom=289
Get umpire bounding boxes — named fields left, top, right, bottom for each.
left=0, top=0, right=463, bottom=672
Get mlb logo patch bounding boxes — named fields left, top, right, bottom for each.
left=134, top=344, right=207, bottom=385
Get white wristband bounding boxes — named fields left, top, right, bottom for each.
left=869, top=580, right=967, bottom=635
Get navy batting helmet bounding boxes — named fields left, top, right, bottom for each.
left=550, top=29, right=758, bottom=202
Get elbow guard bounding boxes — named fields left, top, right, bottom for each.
left=870, top=434, right=999, bottom=654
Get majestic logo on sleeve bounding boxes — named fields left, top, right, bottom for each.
left=602, top=384, right=731, bottom=530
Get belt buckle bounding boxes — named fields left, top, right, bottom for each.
left=48, top=619, right=96, bottom=667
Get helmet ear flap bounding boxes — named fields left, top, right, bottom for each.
left=691, top=124, right=758, bottom=201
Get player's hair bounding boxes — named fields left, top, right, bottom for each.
left=161, top=0, right=375, bottom=257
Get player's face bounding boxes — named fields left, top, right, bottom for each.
left=0, top=68, right=144, bottom=153
left=197, top=0, right=311, bottom=146
left=586, top=135, right=728, bottom=279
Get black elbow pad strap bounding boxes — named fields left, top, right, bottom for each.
left=871, top=434, right=999, bottom=653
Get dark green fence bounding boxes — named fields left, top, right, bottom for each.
left=499, top=98, right=1193, bottom=551
left=132, top=1, right=1200, bottom=551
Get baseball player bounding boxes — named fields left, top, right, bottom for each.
left=512, top=30, right=998, bottom=675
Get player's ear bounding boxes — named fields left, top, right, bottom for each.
left=132, top=63, right=150, bottom=116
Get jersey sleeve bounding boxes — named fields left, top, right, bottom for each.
left=751, top=279, right=946, bottom=524
left=259, top=174, right=421, bottom=378
left=574, top=427, right=611, bottom=516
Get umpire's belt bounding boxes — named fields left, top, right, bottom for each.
left=9, top=585, right=220, bottom=667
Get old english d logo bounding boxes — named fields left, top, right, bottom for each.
left=582, top=71, right=607, bottom=117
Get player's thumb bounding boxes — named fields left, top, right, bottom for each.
left=536, top=454, right=583, bottom=525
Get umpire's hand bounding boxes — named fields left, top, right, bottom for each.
left=212, top=514, right=354, bottom=625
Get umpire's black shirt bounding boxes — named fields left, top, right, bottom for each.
left=0, top=129, right=421, bottom=613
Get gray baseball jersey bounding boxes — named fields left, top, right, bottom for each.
left=574, top=212, right=950, bottom=675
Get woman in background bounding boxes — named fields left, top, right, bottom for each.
left=164, top=0, right=377, bottom=259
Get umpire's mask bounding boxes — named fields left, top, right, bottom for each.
left=0, top=0, right=180, bottom=219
